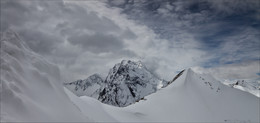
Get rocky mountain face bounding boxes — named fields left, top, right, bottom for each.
left=65, top=60, right=168, bottom=107
left=99, top=60, right=167, bottom=107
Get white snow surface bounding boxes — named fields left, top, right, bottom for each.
left=0, top=30, right=90, bottom=122
left=66, top=69, right=260, bottom=122
left=223, top=79, right=260, bottom=97
left=1, top=30, right=259, bottom=122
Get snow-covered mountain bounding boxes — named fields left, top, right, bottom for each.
left=65, top=60, right=167, bottom=107
left=99, top=60, right=167, bottom=107
left=1, top=30, right=259, bottom=122
left=0, top=30, right=90, bottom=122
left=223, top=79, right=260, bottom=97
left=66, top=68, right=260, bottom=122
left=64, top=74, right=105, bottom=99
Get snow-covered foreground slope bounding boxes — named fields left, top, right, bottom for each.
left=66, top=69, right=260, bottom=122
left=0, top=30, right=90, bottom=122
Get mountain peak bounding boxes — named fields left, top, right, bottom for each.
left=120, top=59, right=142, bottom=66
left=65, top=59, right=167, bottom=107
left=117, top=60, right=146, bottom=72
left=99, top=60, right=167, bottom=107
left=105, top=60, right=158, bottom=84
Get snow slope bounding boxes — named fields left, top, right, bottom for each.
left=223, top=79, right=260, bottom=97
left=0, top=30, right=90, bottom=122
left=66, top=69, right=260, bottom=122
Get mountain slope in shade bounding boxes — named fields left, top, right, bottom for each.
left=66, top=68, right=260, bottom=122
left=98, top=60, right=167, bottom=107
left=0, top=30, right=90, bottom=122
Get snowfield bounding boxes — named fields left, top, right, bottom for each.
left=1, top=30, right=259, bottom=122
left=65, top=69, right=260, bottom=122
left=223, top=79, right=260, bottom=98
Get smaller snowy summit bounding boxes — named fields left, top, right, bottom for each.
left=223, top=79, right=260, bottom=97
left=64, top=74, right=105, bottom=99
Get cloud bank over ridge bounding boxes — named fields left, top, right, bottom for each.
left=1, top=0, right=259, bottom=81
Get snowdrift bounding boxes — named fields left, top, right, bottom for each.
left=0, top=30, right=90, bottom=122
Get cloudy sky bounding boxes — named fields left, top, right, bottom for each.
left=1, top=0, right=259, bottom=82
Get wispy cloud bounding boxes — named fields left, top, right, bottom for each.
left=192, top=60, right=260, bottom=80
left=108, top=0, right=260, bottom=68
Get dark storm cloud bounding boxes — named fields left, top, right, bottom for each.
left=1, top=0, right=259, bottom=81
left=61, top=3, right=121, bottom=33
left=67, top=32, right=124, bottom=53
left=1, top=0, right=65, bottom=29
left=19, top=29, right=63, bottom=54
left=0, top=0, right=31, bottom=28
left=120, top=28, right=137, bottom=39
left=1, top=0, right=140, bottom=81
left=1, top=0, right=65, bottom=54
left=1, top=0, right=136, bottom=54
